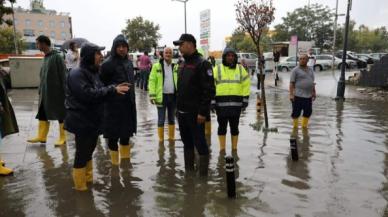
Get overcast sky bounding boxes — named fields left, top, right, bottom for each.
left=13, top=0, right=388, bottom=51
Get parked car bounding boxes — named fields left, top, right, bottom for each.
left=369, top=53, right=387, bottom=61
left=236, top=52, right=258, bottom=72
left=355, top=54, right=375, bottom=64
left=315, top=54, right=356, bottom=69
left=278, top=56, right=330, bottom=72
left=278, top=56, right=298, bottom=72
left=335, top=51, right=367, bottom=68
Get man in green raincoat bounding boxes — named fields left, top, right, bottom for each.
left=27, top=35, right=67, bottom=146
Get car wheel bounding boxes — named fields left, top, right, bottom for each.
left=314, top=65, right=322, bottom=72
left=281, top=67, right=288, bottom=72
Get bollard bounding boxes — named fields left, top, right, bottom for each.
left=225, top=156, right=236, bottom=198
left=290, top=138, right=298, bottom=161
left=256, top=97, right=262, bottom=113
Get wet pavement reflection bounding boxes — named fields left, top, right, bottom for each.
left=0, top=85, right=387, bottom=217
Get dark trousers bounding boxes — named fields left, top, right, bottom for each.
left=107, top=137, right=130, bottom=151
left=157, top=94, right=176, bottom=127
left=140, top=70, right=150, bottom=90
left=177, top=112, right=209, bottom=155
left=291, top=96, right=313, bottom=119
left=217, top=115, right=240, bottom=136
left=36, top=103, right=63, bottom=123
left=74, top=134, right=98, bottom=168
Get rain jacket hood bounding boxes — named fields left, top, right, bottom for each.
left=222, top=48, right=238, bottom=68
left=80, top=42, right=105, bottom=71
left=110, top=34, right=129, bottom=58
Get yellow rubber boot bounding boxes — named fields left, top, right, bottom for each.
left=231, top=135, right=239, bottom=150
left=168, top=124, right=175, bottom=141
left=72, top=168, right=87, bottom=191
left=55, top=123, right=67, bottom=146
left=218, top=135, right=226, bottom=151
left=0, top=160, right=13, bottom=176
left=301, top=117, right=309, bottom=129
left=110, top=150, right=119, bottom=166
left=85, top=160, right=93, bottom=183
left=158, top=127, right=164, bottom=142
left=292, top=118, right=299, bottom=129
left=119, top=145, right=131, bottom=159
left=205, top=121, right=211, bottom=136
left=27, top=121, right=50, bottom=143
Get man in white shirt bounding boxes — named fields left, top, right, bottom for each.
left=65, top=42, right=79, bottom=71
left=307, top=49, right=316, bottom=70
left=148, top=47, right=178, bottom=142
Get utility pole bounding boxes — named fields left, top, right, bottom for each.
left=336, top=0, right=352, bottom=101
left=11, top=1, right=19, bottom=54
left=331, top=0, right=339, bottom=72
left=172, top=0, right=189, bottom=33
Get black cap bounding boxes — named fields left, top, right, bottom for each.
left=173, top=33, right=196, bottom=46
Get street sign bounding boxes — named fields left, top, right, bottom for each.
left=200, top=9, right=211, bottom=50
left=290, top=35, right=298, bottom=45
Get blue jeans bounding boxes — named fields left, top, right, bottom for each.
left=140, top=70, right=150, bottom=90
left=157, top=94, right=176, bottom=127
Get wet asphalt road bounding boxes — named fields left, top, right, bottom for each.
left=0, top=71, right=387, bottom=217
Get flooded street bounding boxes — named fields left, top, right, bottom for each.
left=0, top=77, right=387, bottom=216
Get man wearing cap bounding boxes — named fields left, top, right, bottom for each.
left=65, top=42, right=130, bottom=191
left=173, top=34, right=215, bottom=176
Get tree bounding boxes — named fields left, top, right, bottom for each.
left=227, top=28, right=272, bottom=53
left=273, top=4, right=334, bottom=48
left=122, top=16, right=161, bottom=52
left=335, top=21, right=388, bottom=52
left=0, top=0, right=16, bottom=26
left=236, top=0, right=275, bottom=129
left=0, top=27, right=25, bottom=54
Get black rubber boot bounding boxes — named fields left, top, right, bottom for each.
left=184, top=148, right=195, bottom=171
left=199, top=155, right=209, bottom=177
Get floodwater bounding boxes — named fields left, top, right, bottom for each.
left=0, top=78, right=387, bottom=216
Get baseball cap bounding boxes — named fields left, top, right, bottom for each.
left=173, top=33, right=196, bottom=46
left=80, top=42, right=105, bottom=58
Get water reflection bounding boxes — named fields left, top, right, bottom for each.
left=283, top=129, right=312, bottom=191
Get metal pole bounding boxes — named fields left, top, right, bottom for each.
left=331, top=0, right=339, bottom=73
left=184, top=1, right=187, bottom=33
left=336, top=0, right=351, bottom=100
left=11, top=2, right=19, bottom=55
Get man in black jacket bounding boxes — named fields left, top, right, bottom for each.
left=173, top=34, right=215, bottom=175
left=100, top=35, right=137, bottom=166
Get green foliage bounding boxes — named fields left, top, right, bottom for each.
left=0, top=27, right=25, bottom=54
left=121, top=16, right=161, bottom=53
left=273, top=3, right=334, bottom=48
left=227, top=28, right=272, bottom=52
left=0, top=0, right=16, bottom=26
left=335, top=22, right=388, bottom=52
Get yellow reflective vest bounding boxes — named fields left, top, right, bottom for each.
left=213, top=63, right=250, bottom=109
left=148, top=61, right=178, bottom=106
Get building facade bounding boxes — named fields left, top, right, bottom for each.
left=7, top=0, right=73, bottom=54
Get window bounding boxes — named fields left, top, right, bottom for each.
left=25, top=19, right=31, bottom=27
left=23, top=29, right=35, bottom=36
left=49, top=20, right=55, bottom=28
left=60, top=21, right=65, bottom=28
left=61, top=32, right=66, bottom=40
left=14, top=19, right=18, bottom=25
left=38, top=31, right=44, bottom=36
left=242, top=54, right=250, bottom=59
left=50, top=31, right=56, bottom=39
left=250, top=53, right=258, bottom=59
left=37, top=20, right=44, bottom=27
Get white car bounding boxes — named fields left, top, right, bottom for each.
left=315, top=54, right=356, bottom=70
